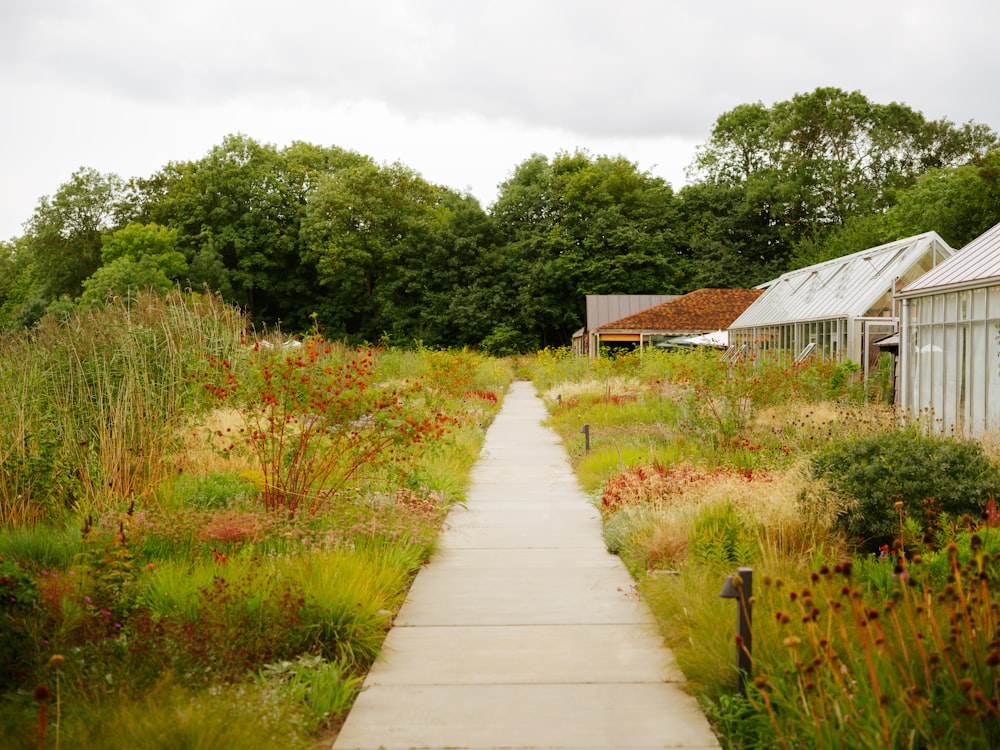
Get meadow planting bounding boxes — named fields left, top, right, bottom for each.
left=5, top=302, right=1000, bottom=749
left=527, top=346, right=1000, bottom=750
left=0, top=291, right=509, bottom=748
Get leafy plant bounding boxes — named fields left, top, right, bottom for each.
left=688, top=502, right=758, bottom=565
left=198, top=340, right=454, bottom=514
left=254, top=654, right=363, bottom=733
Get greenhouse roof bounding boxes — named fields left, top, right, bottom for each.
left=899, top=221, right=1000, bottom=296
left=729, top=231, right=953, bottom=329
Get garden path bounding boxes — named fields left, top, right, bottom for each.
left=331, top=380, right=720, bottom=749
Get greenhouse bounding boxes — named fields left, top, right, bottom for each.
left=727, top=232, right=954, bottom=379
left=897, top=221, right=1000, bottom=436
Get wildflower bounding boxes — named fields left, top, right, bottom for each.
left=49, top=654, right=64, bottom=668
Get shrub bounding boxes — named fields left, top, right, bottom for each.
left=196, top=341, right=454, bottom=514
left=810, top=428, right=1000, bottom=551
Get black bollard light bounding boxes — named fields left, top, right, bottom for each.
left=719, top=566, right=753, bottom=696
left=580, top=423, right=590, bottom=452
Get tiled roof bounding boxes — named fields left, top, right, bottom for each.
left=599, top=288, right=765, bottom=333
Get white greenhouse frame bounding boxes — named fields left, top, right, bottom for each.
left=898, top=221, right=1000, bottom=436
left=728, top=232, right=954, bottom=380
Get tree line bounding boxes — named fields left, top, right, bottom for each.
left=3, top=87, right=1000, bottom=352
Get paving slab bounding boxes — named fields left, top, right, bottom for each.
left=332, top=381, right=720, bottom=750
left=366, top=623, right=686, bottom=684
left=335, top=683, right=719, bottom=750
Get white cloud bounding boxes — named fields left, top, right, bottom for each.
left=2, top=0, right=1000, bottom=241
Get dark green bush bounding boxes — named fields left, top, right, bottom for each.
left=0, top=559, right=37, bottom=689
left=810, top=427, right=1000, bottom=551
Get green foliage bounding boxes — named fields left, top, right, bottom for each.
left=0, top=415, right=74, bottom=526
left=925, top=525, right=1000, bottom=585
left=480, top=323, right=533, bottom=356
left=166, top=471, right=260, bottom=510
left=0, top=523, right=82, bottom=570
left=491, top=150, right=683, bottom=345
left=692, top=86, right=999, bottom=261
left=254, top=654, right=364, bottom=733
left=77, top=510, right=137, bottom=622
left=886, top=149, right=1000, bottom=248
left=688, top=502, right=758, bottom=565
left=0, top=559, right=37, bottom=689
left=810, top=427, right=1000, bottom=550
left=21, top=167, right=126, bottom=304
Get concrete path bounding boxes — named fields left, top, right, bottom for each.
left=332, top=381, right=720, bottom=750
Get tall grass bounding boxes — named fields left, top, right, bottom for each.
left=746, top=549, right=1000, bottom=749
left=0, top=291, right=245, bottom=523
left=0, top=523, right=82, bottom=570
left=0, top=680, right=313, bottom=750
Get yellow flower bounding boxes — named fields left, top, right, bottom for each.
left=49, top=654, right=64, bottom=668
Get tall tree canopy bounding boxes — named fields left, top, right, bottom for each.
left=2, top=88, right=998, bottom=348
left=23, top=167, right=127, bottom=304
left=133, top=134, right=370, bottom=328
left=491, top=151, right=682, bottom=346
left=691, top=87, right=999, bottom=259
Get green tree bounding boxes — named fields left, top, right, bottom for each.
left=674, top=180, right=782, bottom=287
left=22, top=167, right=127, bottom=304
left=789, top=149, right=1000, bottom=266
left=0, top=237, right=36, bottom=330
left=101, top=222, right=186, bottom=276
left=78, top=223, right=187, bottom=305
left=300, top=161, right=440, bottom=341
left=885, top=149, right=1000, bottom=248
left=134, top=135, right=369, bottom=328
left=382, top=190, right=501, bottom=346
left=79, top=255, right=177, bottom=306
left=492, top=151, right=682, bottom=347
left=690, top=87, right=999, bottom=263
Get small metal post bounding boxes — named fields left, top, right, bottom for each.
left=719, top=567, right=753, bottom=696
left=580, top=423, right=590, bottom=452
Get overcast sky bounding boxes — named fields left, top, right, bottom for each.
left=2, top=0, right=1000, bottom=242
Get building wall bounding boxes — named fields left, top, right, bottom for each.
left=729, top=318, right=850, bottom=363
left=901, top=285, right=1000, bottom=436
